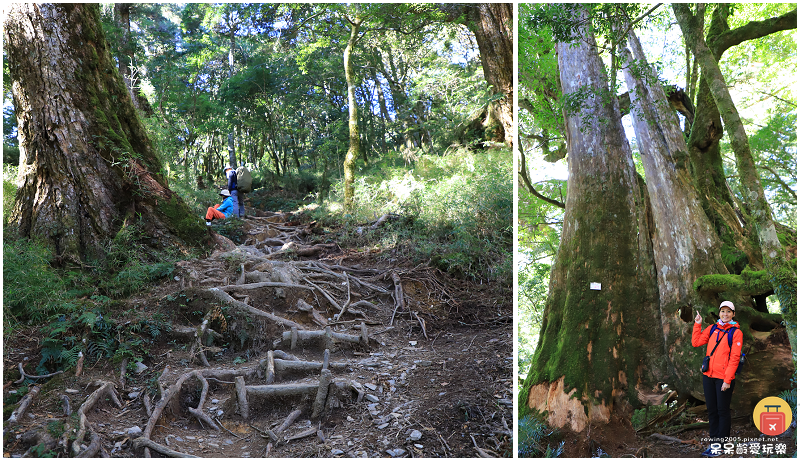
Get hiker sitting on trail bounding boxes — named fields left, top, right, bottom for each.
left=205, top=189, right=236, bottom=225
left=224, top=165, right=241, bottom=218
left=693, top=300, right=743, bottom=457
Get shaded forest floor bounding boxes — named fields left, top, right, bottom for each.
left=555, top=411, right=795, bottom=458
left=3, top=191, right=512, bottom=458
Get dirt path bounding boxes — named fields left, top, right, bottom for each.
left=3, top=211, right=512, bottom=458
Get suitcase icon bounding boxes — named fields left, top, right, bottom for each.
left=761, top=405, right=786, bottom=436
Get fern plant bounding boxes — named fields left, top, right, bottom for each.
left=519, top=414, right=564, bottom=458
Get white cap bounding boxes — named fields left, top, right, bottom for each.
left=719, top=300, right=735, bottom=311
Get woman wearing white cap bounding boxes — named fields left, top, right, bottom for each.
left=693, top=300, right=743, bottom=457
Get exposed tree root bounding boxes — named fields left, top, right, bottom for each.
left=72, top=381, right=121, bottom=456
left=132, top=437, right=199, bottom=458
left=14, top=362, right=64, bottom=384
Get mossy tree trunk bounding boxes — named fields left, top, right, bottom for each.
left=342, top=13, right=363, bottom=211
left=684, top=5, right=796, bottom=274
left=462, top=3, right=514, bottom=146
left=674, top=4, right=797, bottom=357
left=522, top=12, right=666, bottom=433
left=5, top=3, right=207, bottom=263
left=621, top=31, right=731, bottom=397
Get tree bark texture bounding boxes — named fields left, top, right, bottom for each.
left=621, top=31, right=730, bottom=395
left=464, top=3, right=514, bottom=146
left=342, top=16, right=362, bottom=211
left=5, top=4, right=207, bottom=262
left=522, top=11, right=665, bottom=433
left=674, top=4, right=796, bottom=356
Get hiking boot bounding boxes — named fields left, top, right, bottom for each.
left=701, top=446, right=721, bottom=457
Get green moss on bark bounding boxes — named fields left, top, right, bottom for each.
left=694, top=267, right=774, bottom=296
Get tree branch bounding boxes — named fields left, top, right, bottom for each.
left=518, top=147, right=565, bottom=209
left=711, top=8, right=797, bottom=56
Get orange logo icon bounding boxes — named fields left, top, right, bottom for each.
left=753, top=397, right=793, bottom=436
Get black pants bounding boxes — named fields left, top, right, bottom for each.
left=703, top=375, right=735, bottom=440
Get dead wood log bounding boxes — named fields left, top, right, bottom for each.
left=312, top=370, right=332, bottom=419
left=280, top=327, right=363, bottom=350
left=334, top=273, right=352, bottom=321
left=207, top=288, right=305, bottom=330
left=265, top=350, right=276, bottom=384
left=7, top=384, right=40, bottom=424
left=273, top=358, right=347, bottom=377
left=72, top=381, right=121, bottom=456
left=286, top=426, right=318, bottom=442
left=275, top=408, right=302, bottom=435
left=245, top=383, right=320, bottom=398
left=390, top=272, right=405, bottom=326
left=132, top=438, right=199, bottom=458
left=235, top=376, right=249, bottom=419
left=370, top=213, right=396, bottom=229
left=272, top=350, right=299, bottom=361
left=323, top=349, right=330, bottom=371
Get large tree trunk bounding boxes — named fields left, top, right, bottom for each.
left=463, top=3, right=513, bottom=147
left=5, top=4, right=207, bottom=262
left=621, top=31, right=730, bottom=397
left=674, top=3, right=797, bottom=357
left=522, top=11, right=665, bottom=433
left=342, top=15, right=362, bottom=210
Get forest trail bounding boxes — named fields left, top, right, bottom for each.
left=4, top=207, right=512, bottom=458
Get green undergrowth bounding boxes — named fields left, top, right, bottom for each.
left=518, top=413, right=564, bottom=458
left=3, top=222, right=183, bottom=335
left=305, top=147, right=513, bottom=283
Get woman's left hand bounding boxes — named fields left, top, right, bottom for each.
left=721, top=382, right=730, bottom=391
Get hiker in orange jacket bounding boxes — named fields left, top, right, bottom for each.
left=205, top=189, right=236, bottom=225
left=693, top=300, right=743, bottom=457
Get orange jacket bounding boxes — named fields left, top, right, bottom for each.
left=692, top=321, right=743, bottom=384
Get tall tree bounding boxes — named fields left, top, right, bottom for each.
left=462, top=4, right=514, bottom=146
left=341, top=9, right=363, bottom=210
left=674, top=3, right=797, bottom=356
left=620, top=29, right=731, bottom=394
left=4, top=3, right=206, bottom=263
left=522, top=8, right=665, bottom=432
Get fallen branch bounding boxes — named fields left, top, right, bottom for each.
left=390, top=272, right=405, bottom=326
left=7, top=384, right=40, bottom=424
left=286, top=426, right=318, bottom=442
left=334, top=273, right=351, bottom=321
left=312, top=369, right=332, bottom=419
left=235, top=376, right=249, bottom=419
left=275, top=408, right=302, bottom=435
